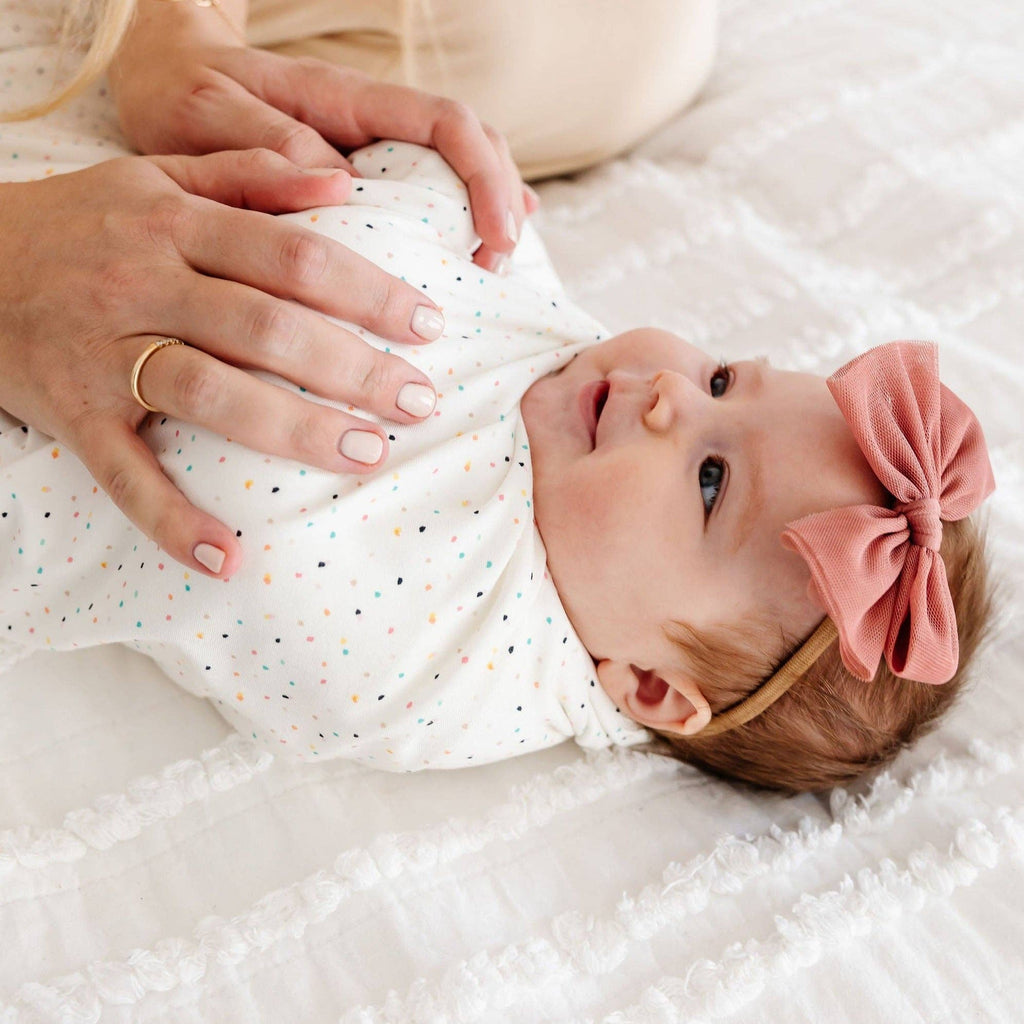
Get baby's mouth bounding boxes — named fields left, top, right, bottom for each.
left=579, top=379, right=610, bottom=449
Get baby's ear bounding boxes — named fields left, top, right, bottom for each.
left=595, top=660, right=711, bottom=737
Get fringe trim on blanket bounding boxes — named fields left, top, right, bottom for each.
left=0, top=747, right=677, bottom=1022
left=326, top=737, right=1020, bottom=1023
left=0, top=734, right=273, bottom=879
left=603, top=805, right=1024, bottom=1023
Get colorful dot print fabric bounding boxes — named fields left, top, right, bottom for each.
left=0, top=142, right=651, bottom=770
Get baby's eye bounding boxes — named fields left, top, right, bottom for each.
left=700, top=458, right=724, bottom=516
left=710, top=361, right=731, bottom=398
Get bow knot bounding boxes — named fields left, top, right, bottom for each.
left=782, top=342, right=994, bottom=685
left=896, top=496, right=943, bottom=552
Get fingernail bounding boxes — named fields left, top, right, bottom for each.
left=411, top=304, right=445, bottom=341
left=339, top=430, right=384, bottom=464
left=396, top=381, right=437, bottom=418
left=493, top=255, right=508, bottom=276
left=524, top=184, right=540, bottom=206
left=506, top=210, right=518, bottom=245
left=302, top=167, right=347, bottom=177
left=193, top=543, right=226, bottom=574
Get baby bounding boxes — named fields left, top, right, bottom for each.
left=0, top=143, right=995, bottom=792
left=525, top=330, right=995, bottom=790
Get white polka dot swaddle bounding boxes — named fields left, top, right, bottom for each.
left=0, top=142, right=651, bottom=770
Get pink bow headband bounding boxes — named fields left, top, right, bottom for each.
left=783, top=341, right=994, bottom=685
left=699, top=341, right=995, bottom=739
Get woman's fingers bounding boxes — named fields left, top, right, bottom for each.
left=221, top=51, right=520, bottom=261
left=148, top=147, right=354, bottom=213
left=163, top=72, right=359, bottom=173
left=166, top=188, right=446, bottom=351
left=124, top=336, right=393, bottom=474
left=421, top=102, right=516, bottom=264
left=159, top=270, right=438, bottom=424
left=472, top=123, right=528, bottom=273
left=69, top=413, right=242, bottom=579
left=1, top=154, right=447, bottom=581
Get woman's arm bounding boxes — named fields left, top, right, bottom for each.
left=112, top=0, right=250, bottom=63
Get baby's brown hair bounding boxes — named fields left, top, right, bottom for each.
left=636, top=516, right=993, bottom=794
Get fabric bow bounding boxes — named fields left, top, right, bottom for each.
left=782, top=342, right=995, bottom=684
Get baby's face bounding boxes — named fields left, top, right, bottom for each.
left=521, top=329, right=886, bottom=679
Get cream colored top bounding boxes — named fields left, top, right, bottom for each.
left=246, top=0, right=718, bottom=179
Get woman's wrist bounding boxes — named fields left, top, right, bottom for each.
left=109, top=0, right=248, bottom=97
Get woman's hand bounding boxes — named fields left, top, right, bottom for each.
left=0, top=149, right=454, bottom=579
left=112, top=42, right=539, bottom=273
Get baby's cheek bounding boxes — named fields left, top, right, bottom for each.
left=537, top=478, right=606, bottom=575
left=540, top=453, right=654, bottom=578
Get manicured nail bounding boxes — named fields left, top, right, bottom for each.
left=339, top=430, right=384, bottom=464
left=524, top=184, right=540, bottom=207
left=193, top=543, right=226, bottom=574
left=411, top=304, right=445, bottom=341
left=506, top=210, right=518, bottom=244
left=493, top=254, right=508, bottom=276
left=396, top=382, right=437, bottom=417
left=302, top=167, right=346, bottom=177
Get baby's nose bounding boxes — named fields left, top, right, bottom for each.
left=643, top=370, right=704, bottom=433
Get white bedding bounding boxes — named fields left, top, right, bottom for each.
left=2, top=0, right=1023, bottom=1021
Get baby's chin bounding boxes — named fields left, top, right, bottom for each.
left=522, top=354, right=573, bottom=400
left=519, top=377, right=540, bottom=438
left=519, top=368, right=563, bottom=464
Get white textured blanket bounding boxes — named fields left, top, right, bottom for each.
left=2, top=0, right=1023, bottom=1021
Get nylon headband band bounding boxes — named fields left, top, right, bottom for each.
left=697, top=617, right=840, bottom=739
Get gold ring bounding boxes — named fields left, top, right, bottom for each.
left=130, top=338, right=185, bottom=413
